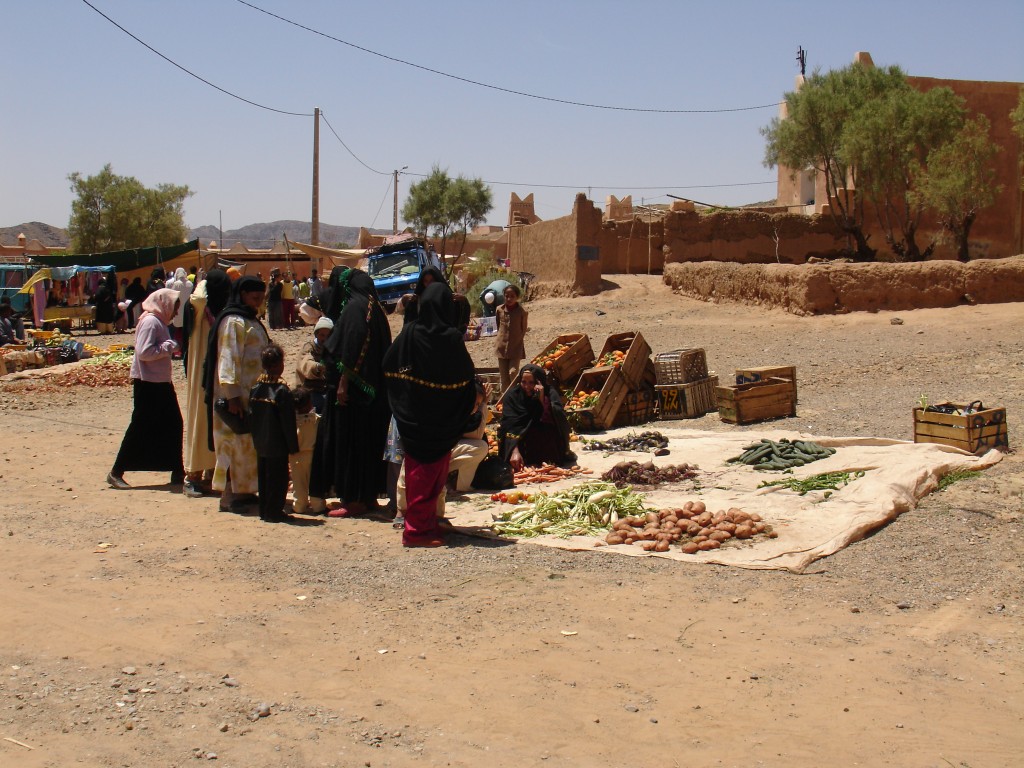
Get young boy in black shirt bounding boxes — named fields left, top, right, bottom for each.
left=249, top=344, right=299, bottom=522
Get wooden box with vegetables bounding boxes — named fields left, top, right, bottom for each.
left=592, top=331, right=653, bottom=390
left=656, top=375, right=719, bottom=419
left=716, top=377, right=796, bottom=424
left=531, top=333, right=594, bottom=387
left=913, top=402, right=1009, bottom=454
left=564, top=367, right=629, bottom=432
left=654, top=348, right=708, bottom=385
left=735, top=365, right=797, bottom=402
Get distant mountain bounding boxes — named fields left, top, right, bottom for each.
left=1, top=220, right=387, bottom=252
left=190, top=220, right=390, bottom=250
left=0, top=222, right=70, bottom=248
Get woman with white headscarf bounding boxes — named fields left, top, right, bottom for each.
left=166, top=267, right=192, bottom=354
left=107, top=288, right=186, bottom=489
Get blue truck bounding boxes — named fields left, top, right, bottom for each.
left=366, top=237, right=442, bottom=310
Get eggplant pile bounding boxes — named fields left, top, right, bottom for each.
left=582, top=430, right=670, bottom=454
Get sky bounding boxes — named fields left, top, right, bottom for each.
left=4, top=0, right=1023, bottom=241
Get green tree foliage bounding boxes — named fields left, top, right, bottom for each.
left=67, top=164, right=192, bottom=253
left=1011, top=88, right=1024, bottom=189
left=844, top=85, right=965, bottom=261
left=401, top=166, right=493, bottom=275
left=912, top=116, right=1002, bottom=262
left=762, top=64, right=908, bottom=260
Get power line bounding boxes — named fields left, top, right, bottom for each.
left=402, top=173, right=776, bottom=190
left=319, top=112, right=389, bottom=175
left=80, top=0, right=312, bottom=117
left=235, top=0, right=782, bottom=115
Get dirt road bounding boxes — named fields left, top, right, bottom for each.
left=1, top=275, right=1020, bottom=767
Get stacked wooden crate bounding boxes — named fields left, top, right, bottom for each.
left=654, top=349, right=719, bottom=419
left=563, top=331, right=653, bottom=432
left=913, top=402, right=1009, bottom=453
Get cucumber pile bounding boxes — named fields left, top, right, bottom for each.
left=727, top=438, right=836, bottom=471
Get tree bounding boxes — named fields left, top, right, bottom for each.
left=1011, top=88, right=1024, bottom=189
left=67, top=164, right=192, bottom=253
left=912, top=116, right=1002, bottom=262
left=844, top=84, right=965, bottom=260
left=762, top=63, right=908, bottom=260
left=401, top=166, right=493, bottom=275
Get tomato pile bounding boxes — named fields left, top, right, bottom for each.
left=533, top=343, right=570, bottom=371
left=490, top=490, right=538, bottom=504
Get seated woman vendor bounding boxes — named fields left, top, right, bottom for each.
left=499, top=363, right=572, bottom=471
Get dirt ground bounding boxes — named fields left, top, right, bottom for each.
left=1, top=274, right=1021, bottom=768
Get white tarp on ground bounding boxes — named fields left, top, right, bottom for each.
left=444, top=427, right=1003, bottom=573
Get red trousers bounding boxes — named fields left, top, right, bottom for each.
left=403, top=454, right=450, bottom=542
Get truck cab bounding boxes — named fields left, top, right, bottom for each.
left=366, top=237, right=441, bottom=309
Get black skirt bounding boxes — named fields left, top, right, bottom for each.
left=112, top=379, right=185, bottom=474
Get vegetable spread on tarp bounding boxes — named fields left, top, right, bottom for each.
left=444, top=427, right=1003, bottom=574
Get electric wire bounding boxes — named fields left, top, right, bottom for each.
left=80, top=0, right=311, bottom=117
left=235, top=0, right=781, bottom=114
left=369, top=175, right=395, bottom=231
left=319, top=111, right=389, bottom=175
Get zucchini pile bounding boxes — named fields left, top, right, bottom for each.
left=727, top=438, right=835, bottom=471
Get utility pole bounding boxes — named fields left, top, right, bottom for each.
left=393, top=166, right=408, bottom=234
left=311, top=107, right=320, bottom=246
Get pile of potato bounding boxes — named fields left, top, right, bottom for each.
left=603, top=501, right=776, bottom=554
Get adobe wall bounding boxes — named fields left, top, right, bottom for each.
left=509, top=194, right=603, bottom=295
left=601, top=218, right=666, bottom=274
left=663, top=256, right=1024, bottom=315
left=662, top=210, right=847, bottom=266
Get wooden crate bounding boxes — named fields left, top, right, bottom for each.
left=656, top=376, right=719, bottom=419
left=736, top=365, right=797, bottom=402
left=717, top=377, right=796, bottom=424
left=654, top=348, right=708, bottom=385
left=475, top=367, right=502, bottom=405
left=564, top=367, right=629, bottom=433
left=531, top=333, right=594, bottom=389
left=913, top=403, right=1009, bottom=454
left=592, top=331, right=653, bottom=390
left=612, top=386, right=658, bottom=427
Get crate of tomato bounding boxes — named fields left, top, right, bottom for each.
left=592, top=331, right=652, bottom=390
left=531, top=333, right=594, bottom=388
left=563, top=367, right=629, bottom=433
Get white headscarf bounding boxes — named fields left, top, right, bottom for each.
left=171, top=267, right=192, bottom=327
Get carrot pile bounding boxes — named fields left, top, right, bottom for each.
left=514, top=463, right=593, bottom=485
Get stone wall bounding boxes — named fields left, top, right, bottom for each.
left=663, top=256, right=1024, bottom=315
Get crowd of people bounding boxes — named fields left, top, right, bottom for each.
left=101, top=262, right=573, bottom=547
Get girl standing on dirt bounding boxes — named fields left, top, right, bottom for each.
left=494, top=284, right=527, bottom=393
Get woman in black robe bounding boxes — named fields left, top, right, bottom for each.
left=402, top=266, right=445, bottom=325
left=310, top=267, right=392, bottom=517
left=499, top=364, right=572, bottom=471
left=383, top=282, right=476, bottom=546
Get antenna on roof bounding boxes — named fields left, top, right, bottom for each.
left=796, top=46, right=807, bottom=76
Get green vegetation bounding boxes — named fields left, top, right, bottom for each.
left=937, top=469, right=981, bottom=492
left=762, top=62, right=1001, bottom=262
left=67, top=164, right=191, bottom=253
left=401, top=166, right=493, bottom=276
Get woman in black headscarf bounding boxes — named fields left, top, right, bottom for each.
left=182, top=268, right=232, bottom=498
left=401, top=265, right=445, bottom=325
left=145, top=267, right=165, bottom=297
left=310, top=267, right=392, bottom=517
left=201, top=275, right=269, bottom=511
left=383, top=282, right=476, bottom=546
left=498, top=364, right=572, bottom=471
left=91, top=271, right=117, bottom=334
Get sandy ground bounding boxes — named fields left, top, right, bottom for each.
left=1, top=275, right=1021, bottom=768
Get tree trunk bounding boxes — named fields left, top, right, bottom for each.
left=956, top=211, right=977, bottom=262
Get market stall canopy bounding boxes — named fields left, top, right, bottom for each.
left=18, top=265, right=116, bottom=294
left=30, top=239, right=201, bottom=272
left=291, top=241, right=366, bottom=269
